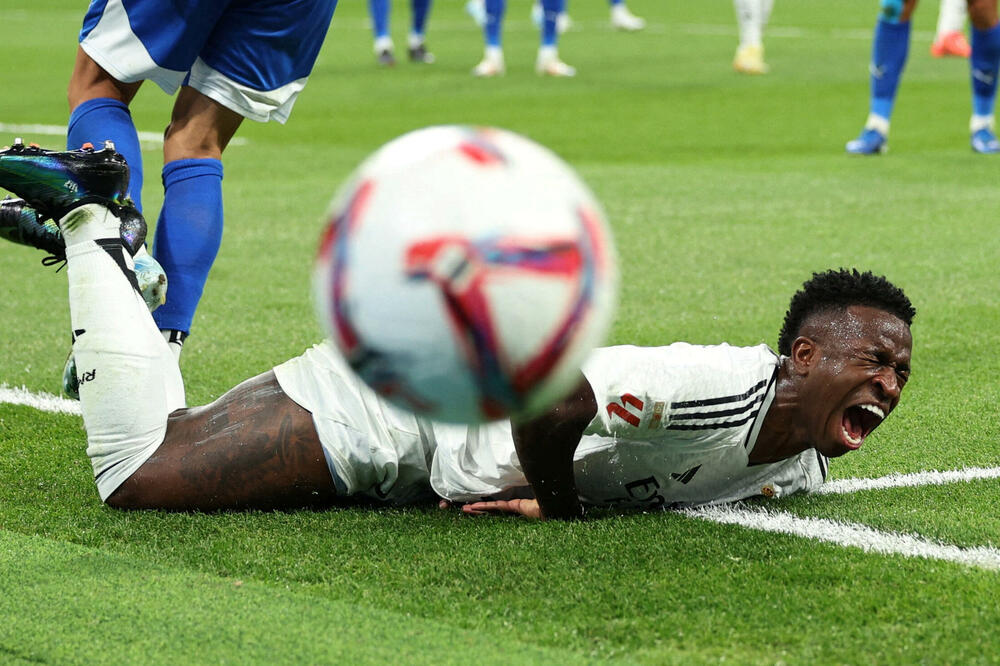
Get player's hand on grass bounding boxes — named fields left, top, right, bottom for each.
left=460, top=498, right=544, bottom=519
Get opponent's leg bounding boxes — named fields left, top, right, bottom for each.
left=733, top=0, right=770, bottom=74
left=370, top=0, right=396, bottom=66
left=66, top=48, right=144, bottom=210
left=466, top=0, right=487, bottom=26
left=932, top=0, right=971, bottom=56
left=536, top=0, right=576, bottom=77
left=846, top=0, right=919, bottom=155
left=609, top=0, right=646, bottom=32
left=152, top=87, right=242, bottom=358
left=968, top=0, right=1000, bottom=152
left=408, top=0, right=435, bottom=63
left=473, top=0, right=506, bottom=77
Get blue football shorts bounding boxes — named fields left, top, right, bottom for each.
left=79, top=0, right=338, bottom=122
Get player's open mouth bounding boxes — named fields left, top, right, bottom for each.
left=841, top=404, right=886, bottom=449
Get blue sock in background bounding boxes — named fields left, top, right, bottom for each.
left=411, top=0, right=431, bottom=36
left=485, top=0, right=505, bottom=47
left=67, top=98, right=144, bottom=210
left=151, top=158, right=224, bottom=335
left=971, top=23, right=1000, bottom=117
left=369, top=0, right=391, bottom=39
left=869, top=18, right=911, bottom=121
left=541, top=0, right=565, bottom=47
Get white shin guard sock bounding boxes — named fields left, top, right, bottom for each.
left=62, top=204, right=186, bottom=501
left=936, top=0, right=968, bottom=37
left=734, top=0, right=765, bottom=48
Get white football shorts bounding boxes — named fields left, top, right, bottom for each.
left=272, top=341, right=438, bottom=505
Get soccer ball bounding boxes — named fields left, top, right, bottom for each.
left=313, top=126, right=617, bottom=423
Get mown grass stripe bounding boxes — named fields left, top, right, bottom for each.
left=0, top=529, right=607, bottom=665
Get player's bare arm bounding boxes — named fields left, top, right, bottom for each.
left=463, top=373, right=596, bottom=520
left=108, top=371, right=337, bottom=511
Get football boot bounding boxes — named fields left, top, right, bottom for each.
left=0, top=197, right=64, bottom=258
left=0, top=139, right=128, bottom=219
left=473, top=50, right=506, bottom=77
left=733, top=45, right=769, bottom=74
left=536, top=49, right=576, bottom=77
left=845, top=128, right=888, bottom=155
left=610, top=5, right=646, bottom=32
left=408, top=43, right=436, bottom=64
left=930, top=30, right=971, bottom=58
left=0, top=196, right=147, bottom=260
left=971, top=127, right=1000, bottom=153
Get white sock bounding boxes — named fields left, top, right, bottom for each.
left=936, top=0, right=968, bottom=37
left=970, top=114, right=995, bottom=133
left=538, top=45, right=558, bottom=62
left=734, top=0, right=765, bottom=48
left=161, top=329, right=187, bottom=361
left=408, top=32, right=424, bottom=49
left=62, top=204, right=186, bottom=500
left=374, top=36, right=394, bottom=53
left=864, top=113, right=892, bottom=136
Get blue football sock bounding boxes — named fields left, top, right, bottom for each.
left=541, top=0, right=564, bottom=47
left=869, top=18, right=911, bottom=122
left=369, top=0, right=391, bottom=39
left=67, top=98, right=144, bottom=211
left=971, top=23, right=1000, bottom=117
left=411, top=0, right=432, bottom=36
left=151, top=159, right=224, bottom=335
left=484, top=0, right=505, bottom=47
left=609, top=0, right=622, bottom=5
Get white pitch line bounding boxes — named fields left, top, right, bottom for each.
left=0, top=385, right=81, bottom=416
left=0, top=122, right=247, bottom=147
left=686, top=504, right=1000, bottom=571
left=2, top=384, right=998, bottom=571
left=816, top=467, right=1000, bottom=494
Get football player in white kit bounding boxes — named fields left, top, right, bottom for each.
left=0, top=148, right=915, bottom=520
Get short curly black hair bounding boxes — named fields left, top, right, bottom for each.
left=777, top=269, right=915, bottom=355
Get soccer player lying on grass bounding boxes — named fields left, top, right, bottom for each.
left=0, top=143, right=916, bottom=520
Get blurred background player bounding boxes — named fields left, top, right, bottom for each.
left=529, top=0, right=647, bottom=32
left=466, top=0, right=645, bottom=33
left=931, top=0, right=971, bottom=56
left=369, top=0, right=435, bottom=66
left=65, top=0, right=339, bottom=377
left=733, top=0, right=774, bottom=74
left=473, top=0, right=576, bottom=77
left=846, top=0, right=1000, bottom=154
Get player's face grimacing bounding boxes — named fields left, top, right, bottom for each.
left=795, top=305, right=913, bottom=458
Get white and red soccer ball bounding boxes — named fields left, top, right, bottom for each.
left=313, top=126, right=618, bottom=423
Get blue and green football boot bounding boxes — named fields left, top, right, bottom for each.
left=0, top=138, right=129, bottom=219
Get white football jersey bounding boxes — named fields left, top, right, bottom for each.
left=430, top=343, right=829, bottom=507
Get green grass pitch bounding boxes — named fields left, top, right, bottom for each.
left=2, top=1, right=999, bottom=663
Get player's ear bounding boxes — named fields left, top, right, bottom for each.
left=790, top=336, right=817, bottom=374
